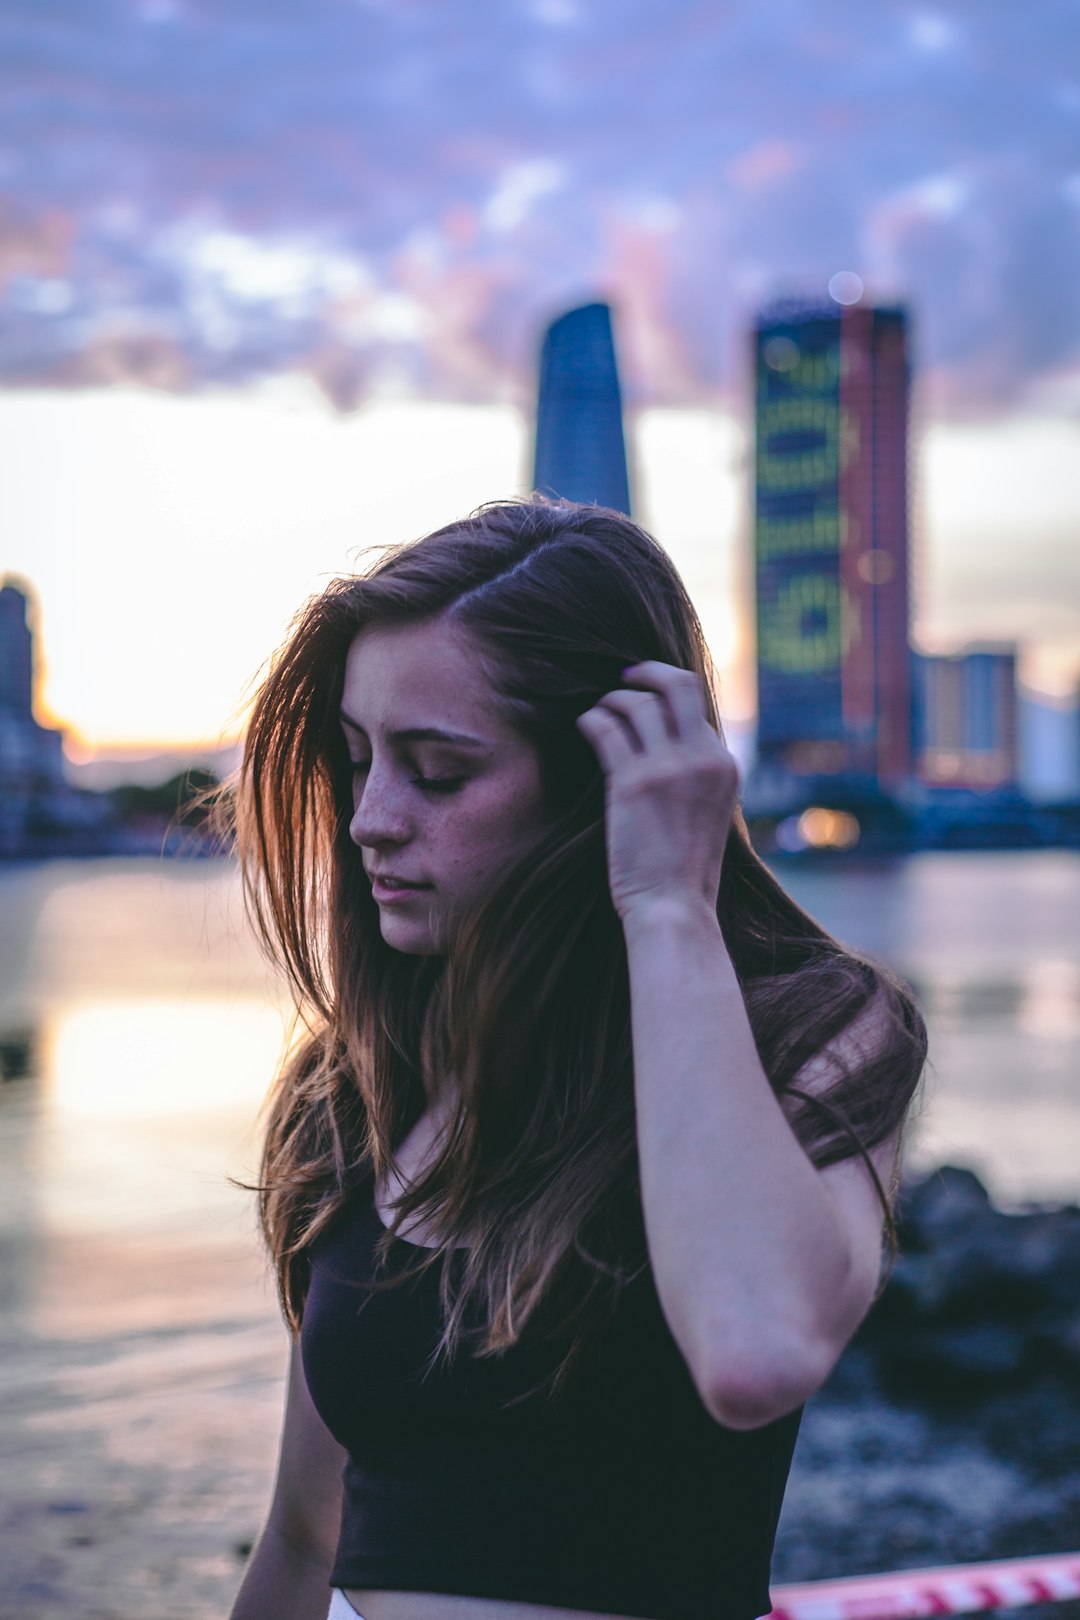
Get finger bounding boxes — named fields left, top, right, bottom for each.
left=621, top=662, right=710, bottom=738
left=596, top=688, right=676, bottom=748
left=575, top=706, right=638, bottom=772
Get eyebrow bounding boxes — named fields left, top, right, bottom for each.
left=338, top=710, right=493, bottom=749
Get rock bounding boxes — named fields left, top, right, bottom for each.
left=876, top=1320, right=1032, bottom=1400
left=896, top=1165, right=994, bottom=1249
left=859, top=1249, right=960, bottom=1334
left=977, top=1377, right=1080, bottom=1481
left=775, top=1168, right=1080, bottom=1590
left=935, top=1208, right=1080, bottom=1320
left=857, top=1167, right=1080, bottom=1387
left=1033, top=1309, right=1080, bottom=1377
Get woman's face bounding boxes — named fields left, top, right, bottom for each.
left=340, top=616, right=551, bottom=955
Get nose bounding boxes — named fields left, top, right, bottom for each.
left=347, top=763, right=414, bottom=850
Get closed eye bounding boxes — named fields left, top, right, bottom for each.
left=413, top=775, right=465, bottom=795
left=349, top=762, right=464, bottom=796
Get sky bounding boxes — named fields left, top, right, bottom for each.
left=2, top=0, right=1079, bottom=755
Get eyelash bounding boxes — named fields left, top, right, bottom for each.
left=350, top=764, right=465, bottom=796
left=415, top=775, right=465, bottom=796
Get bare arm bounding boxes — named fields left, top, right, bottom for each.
left=575, top=659, right=904, bottom=1431
left=229, top=1337, right=346, bottom=1620
left=625, top=898, right=899, bottom=1430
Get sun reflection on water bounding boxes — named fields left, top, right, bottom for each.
left=11, top=993, right=296, bottom=1338
left=45, top=996, right=288, bottom=1119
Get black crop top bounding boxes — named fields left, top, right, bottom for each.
left=301, top=1179, right=802, bottom=1620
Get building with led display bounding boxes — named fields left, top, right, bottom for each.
left=912, top=645, right=1019, bottom=790
left=533, top=302, right=631, bottom=514
left=751, top=300, right=912, bottom=794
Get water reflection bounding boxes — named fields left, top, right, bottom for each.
left=0, top=860, right=295, bottom=1348
left=2, top=999, right=288, bottom=1341
left=919, top=959, right=1080, bottom=1033
left=777, top=850, right=1080, bottom=973
left=46, top=996, right=284, bottom=1122
left=777, top=853, right=1080, bottom=1209
left=0, top=852, right=1078, bottom=1614
left=1, top=851, right=1078, bottom=1336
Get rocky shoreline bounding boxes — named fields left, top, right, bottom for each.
left=774, top=1163, right=1080, bottom=1618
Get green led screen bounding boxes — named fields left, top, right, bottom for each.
left=754, top=313, right=851, bottom=744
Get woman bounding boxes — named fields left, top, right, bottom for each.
left=226, top=497, right=927, bottom=1620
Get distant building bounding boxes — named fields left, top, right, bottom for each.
left=533, top=302, right=631, bottom=514
left=751, top=300, right=912, bottom=796
left=0, top=578, right=109, bottom=855
left=0, top=579, right=34, bottom=717
left=1018, top=683, right=1080, bottom=803
left=913, top=645, right=1020, bottom=790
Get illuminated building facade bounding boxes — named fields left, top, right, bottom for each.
left=752, top=301, right=912, bottom=788
left=533, top=302, right=631, bottom=514
left=912, top=646, right=1019, bottom=789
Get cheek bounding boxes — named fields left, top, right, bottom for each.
left=441, top=781, right=546, bottom=877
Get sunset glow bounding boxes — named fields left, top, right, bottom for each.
left=5, top=388, right=1078, bottom=759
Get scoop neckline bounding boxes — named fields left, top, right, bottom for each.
left=369, top=1181, right=468, bottom=1252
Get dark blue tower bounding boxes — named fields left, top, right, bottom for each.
left=533, top=302, right=631, bottom=514
left=0, top=579, right=35, bottom=720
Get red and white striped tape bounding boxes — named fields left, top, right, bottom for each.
left=767, top=1551, right=1080, bottom=1620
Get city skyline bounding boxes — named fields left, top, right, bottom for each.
left=3, top=1, right=1078, bottom=762
left=3, top=369, right=1079, bottom=766
left=4, top=286, right=1078, bottom=828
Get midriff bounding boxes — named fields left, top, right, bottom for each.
left=344, top=1592, right=640, bottom=1620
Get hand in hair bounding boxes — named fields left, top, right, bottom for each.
left=575, top=660, right=738, bottom=924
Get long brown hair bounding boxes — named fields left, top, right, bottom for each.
left=225, top=497, right=927, bottom=1404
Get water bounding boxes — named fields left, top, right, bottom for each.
left=2, top=852, right=1079, bottom=1325
left=1, top=852, right=1078, bottom=1615
left=773, top=851, right=1080, bottom=1208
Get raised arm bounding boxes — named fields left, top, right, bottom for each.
left=576, top=660, right=903, bottom=1431
left=622, top=901, right=900, bottom=1430
left=229, top=1337, right=346, bottom=1620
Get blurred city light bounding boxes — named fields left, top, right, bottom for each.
left=828, top=271, right=865, bottom=305
left=775, top=806, right=862, bottom=851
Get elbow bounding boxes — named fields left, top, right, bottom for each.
left=698, top=1340, right=835, bottom=1431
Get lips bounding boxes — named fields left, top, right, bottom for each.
left=368, top=873, right=434, bottom=904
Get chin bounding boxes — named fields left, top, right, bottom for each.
left=378, top=917, right=442, bottom=957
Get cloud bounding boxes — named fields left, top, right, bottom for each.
left=483, top=159, right=565, bottom=234
left=907, top=11, right=960, bottom=54
left=726, top=140, right=805, bottom=193
left=0, top=0, right=1077, bottom=413
left=0, top=197, right=73, bottom=288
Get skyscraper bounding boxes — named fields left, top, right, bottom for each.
left=533, top=302, right=631, bottom=514
left=0, top=579, right=34, bottom=719
left=0, top=578, right=70, bottom=853
left=751, top=300, right=912, bottom=790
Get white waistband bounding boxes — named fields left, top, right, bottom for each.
left=328, top=1590, right=365, bottom=1620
